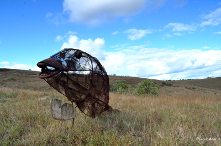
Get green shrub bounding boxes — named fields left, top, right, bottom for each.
left=110, top=84, right=117, bottom=92
left=127, top=85, right=135, bottom=95
left=161, top=82, right=172, bottom=86
left=110, top=80, right=129, bottom=94
left=135, top=79, right=159, bottom=96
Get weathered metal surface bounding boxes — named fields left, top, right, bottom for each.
left=50, top=98, right=76, bottom=120
left=37, top=48, right=111, bottom=118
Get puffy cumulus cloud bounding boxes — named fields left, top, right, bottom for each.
left=46, top=0, right=188, bottom=26
left=0, top=62, right=40, bottom=71
left=59, top=33, right=221, bottom=80
left=60, top=34, right=126, bottom=74
left=105, top=46, right=221, bottom=80
left=201, top=7, right=221, bottom=26
left=124, top=29, right=152, bottom=40
left=165, top=23, right=197, bottom=32
left=127, top=60, right=166, bottom=77
left=62, top=0, right=146, bottom=25
left=130, top=49, right=221, bottom=79
left=100, top=52, right=126, bottom=74
left=60, top=35, right=106, bottom=60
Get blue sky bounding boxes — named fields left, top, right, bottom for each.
left=0, top=0, right=221, bottom=80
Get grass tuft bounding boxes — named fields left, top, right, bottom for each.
left=0, top=87, right=220, bottom=145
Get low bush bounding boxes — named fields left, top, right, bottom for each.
left=135, top=79, right=159, bottom=96
left=161, top=82, right=172, bottom=86
left=110, top=80, right=129, bottom=94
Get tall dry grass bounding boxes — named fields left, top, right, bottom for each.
left=0, top=87, right=221, bottom=145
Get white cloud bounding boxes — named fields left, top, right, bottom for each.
left=0, top=61, right=10, bottom=66
left=214, top=31, right=221, bottom=34
left=46, top=13, right=65, bottom=25
left=67, top=31, right=77, bottom=34
left=62, top=0, right=146, bottom=25
left=203, top=46, right=210, bottom=49
left=124, top=49, right=221, bottom=80
left=124, top=29, right=152, bottom=40
left=0, top=62, right=40, bottom=71
left=105, top=47, right=221, bottom=80
left=126, top=45, right=146, bottom=50
left=63, top=31, right=77, bottom=38
left=110, top=44, right=119, bottom=48
left=112, top=31, right=119, bottom=35
left=55, top=35, right=63, bottom=42
left=109, top=43, right=128, bottom=50
left=46, top=0, right=188, bottom=26
left=163, top=33, right=172, bottom=38
left=60, top=33, right=221, bottom=80
left=173, top=32, right=183, bottom=36
left=201, top=7, right=221, bottom=26
left=122, top=49, right=137, bottom=54
left=3, top=48, right=221, bottom=80
left=61, top=35, right=106, bottom=60
left=165, top=23, right=197, bottom=31
left=101, top=52, right=126, bottom=73
left=45, top=12, right=53, bottom=18
left=105, top=46, right=221, bottom=79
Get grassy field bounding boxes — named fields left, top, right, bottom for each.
left=0, top=68, right=221, bottom=145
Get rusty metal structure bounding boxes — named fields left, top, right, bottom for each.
left=37, top=48, right=110, bottom=118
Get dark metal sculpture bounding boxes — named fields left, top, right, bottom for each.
left=37, top=48, right=111, bottom=118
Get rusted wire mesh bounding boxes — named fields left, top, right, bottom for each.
left=37, top=48, right=110, bottom=118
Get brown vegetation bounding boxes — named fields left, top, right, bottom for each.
left=0, top=68, right=221, bottom=145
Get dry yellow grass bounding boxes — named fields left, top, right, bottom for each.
left=0, top=87, right=221, bottom=145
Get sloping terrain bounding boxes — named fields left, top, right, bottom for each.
left=0, top=68, right=221, bottom=96
left=0, top=68, right=50, bottom=91
left=0, top=68, right=220, bottom=145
